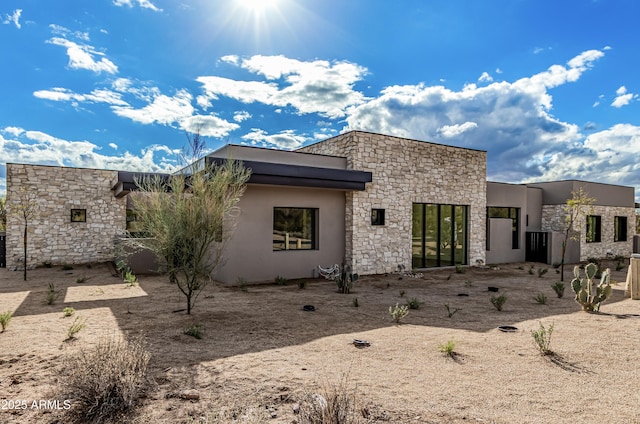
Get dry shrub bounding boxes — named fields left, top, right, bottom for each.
left=62, top=336, right=150, bottom=423
left=297, top=373, right=360, bottom=424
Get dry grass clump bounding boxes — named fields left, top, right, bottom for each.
left=61, top=336, right=151, bottom=423
left=297, top=373, right=360, bottom=424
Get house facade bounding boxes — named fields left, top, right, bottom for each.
left=3, top=131, right=635, bottom=283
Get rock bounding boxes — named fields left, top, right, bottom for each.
left=178, top=389, right=200, bottom=401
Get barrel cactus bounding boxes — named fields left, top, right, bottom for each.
left=570, top=262, right=612, bottom=312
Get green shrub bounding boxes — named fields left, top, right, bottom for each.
left=275, top=275, right=287, bottom=285
left=66, top=316, right=86, bottom=339
left=533, top=293, right=547, bottom=305
left=537, top=268, right=548, bottom=278
left=406, top=297, right=422, bottom=310
left=551, top=282, right=565, bottom=298
left=528, top=265, right=535, bottom=275
left=61, top=336, right=150, bottom=423
left=184, top=324, right=203, bottom=339
left=297, top=280, right=307, bottom=289
left=464, top=280, right=473, bottom=287
left=438, top=339, right=457, bottom=358
left=490, top=294, right=507, bottom=311
left=389, top=303, right=409, bottom=323
left=399, top=290, right=406, bottom=297
left=61, top=264, right=73, bottom=270
left=0, top=311, right=13, bottom=332
left=444, top=303, right=461, bottom=318
left=531, top=322, right=554, bottom=355
left=63, top=307, right=75, bottom=317
left=45, top=283, right=60, bottom=305
left=455, top=264, right=466, bottom=274
left=76, top=276, right=88, bottom=284
left=297, top=373, right=359, bottom=424
left=123, top=270, right=137, bottom=286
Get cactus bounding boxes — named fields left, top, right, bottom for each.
left=335, top=264, right=359, bottom=294
left=570, top=262, right=612, bottom=312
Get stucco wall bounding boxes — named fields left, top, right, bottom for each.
left=6, top=163, right=125, bottom=269
left=214, top=185, right=346, bottom=283
left=299, top=131, right=487, bottom=274
left=541, top=204, right=634, bottom=261
left=486, top=182, right=527, bottom=263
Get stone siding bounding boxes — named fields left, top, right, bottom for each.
left=541, top=204, right=634, bottom=260
left=299, top=131, right=487, bottom=274
left=6, top=164, right=126, bottom=268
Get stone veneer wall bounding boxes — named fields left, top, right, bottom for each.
left=298, top=131, right=487, bottom=274
left=541, top=204, right=634, bottom=260
left=6, top=164, right=126, bottom=269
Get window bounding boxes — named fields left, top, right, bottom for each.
left=614, top=216, right=628, bottom=242
left=70, top=209, right=86, bottom=222
left=412, top=203, right=468, bottom=268
left=273, top=207, right=318, bottom=251
left=487, top=207, right=519, bottom=249
left=371, top=209, right=385, bottom=226
left=586, top=215, right=601, bottom=243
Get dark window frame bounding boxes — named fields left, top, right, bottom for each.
left=273, top=207, right=318, bottom=251
left=371, top=209, right=385, bottom=226
left=586, top=215, right=601, bottom=243
left=614, top=216, right=628, bottom=242
left=412, top=203, right=468, bottom=268
left=70, top=209, right=86, bottom=223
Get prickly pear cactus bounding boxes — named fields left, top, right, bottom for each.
left=570, top=262, right=612, bottom=312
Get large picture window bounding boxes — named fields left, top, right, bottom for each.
left=273, top=207, right=318, bottom=251
left=614, top=216, right=628, bottom=242
left=487, top=207, right=520, bottom=249
left=586, top=215, right=601, bottom=243
left=412, top=203, right=468, bottom=268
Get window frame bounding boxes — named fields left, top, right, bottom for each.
left=371, top=208, right=385, bottom=226
left=614, top=216, right=628, bottom=242
left=70, top=209, right=86, bottom=223
left=272, top=207, right=318, bottom=251
left=586, top=215, right=601, bottom=243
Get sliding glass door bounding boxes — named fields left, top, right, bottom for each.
left=412, top=203, right=468, bottom=268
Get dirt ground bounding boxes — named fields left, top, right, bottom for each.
left=1, top=260, right=639, bottom=424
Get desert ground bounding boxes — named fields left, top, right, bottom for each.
left=1, top=260, right=639, bottom=423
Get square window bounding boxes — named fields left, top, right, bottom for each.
left=273, top=207, right=318, bottom=251
left=371, top=209, right=385, bottom=226
left=71, top=209, right=86, bottom=223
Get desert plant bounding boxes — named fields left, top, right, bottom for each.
left=438, top=339, right=457, bottom=358
left=551, top=282, right=565, bottom=298
left=0, top=310, right=13, bottom=332
left=537, top=268, right=548, bottom=278
left=533, top=293, right=547, bottom=305
left=528, top=265, right=535, bottom=275
left=45, top=283, right=60, bottom=305
left=43, top=260, right=52, bottom=268
left=123, top=270, right=138, bottom=286
left=444, top=303, right=461, bottom=318
left=62, top=307, right=75, bottom=317
left=464, top=280, right=473, bottom=287
left=517, top=265, right=524, bottom=270
left=571, top=263, right=612, bottom=312
left=559, top=188, right=596, bottom=281
left=614, top=254, right=626, bottom=271
left=406, top=297, right=422, bottom=310
left=399, top=290, right=406, bottom=297
left=184, top=323, right=203, bottom=339
left=334, top=264, right=359, bottom=294
left=531, top=322, right=554, bottom=355
left=389, top=303, right=409, bottom=323
left=12, top=185, right=39, bottom=281
left=275, top=275, right=288, bottom=285
left=455, top=264, right=465, bottom=274
left=61, top=336, right=150, bottom=423
left=298, top=280, right=307, bottom=289
left=297, top=372, right=359, bottom=424
left=490, top=294, right=507, bottom=311
left=352, top=298, right=359, bottom=307
left=62, top=264, right=74, bottom=270
left=76, top=276, right=88, bottom=284
left=66, top=316, right=86, bottom=339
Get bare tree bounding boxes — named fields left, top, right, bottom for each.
left=560, top=187, right=595, bottom=281
left=12, top=186, right=39, bottom=280
left=0, top=196, right=6, bottom=231
left=129, top=135, right=250, bottom=314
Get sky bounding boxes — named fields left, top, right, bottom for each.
left=1, top=0, right=640, bottom=200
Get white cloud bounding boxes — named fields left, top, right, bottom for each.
left=478, top=72, right=493, bottom=83
left=233, top=111, right=251, bottom=122
left=3, top=9, right=22, bottom=29
left=113, top=0, right=162, bottom=12
left=180, top=115, right=240, bottom=138
left=241, top=129, right=307, bottom=150
left=47, top=37, right=118, bottom=74
left=34, top=87, right=128, bottom=106
left=198, top=55, right=368, bottom=118
left=437, top=122, right=478, bottom=138
left=611, top=86, right=636, bottom=108
left=112, top=89, right=195, bottom=125
left=109, top=143, right=118, bottom=149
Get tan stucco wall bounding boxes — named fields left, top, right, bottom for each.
left=214, top=185, right=346, bottom=283
left=6, top=163, right=125, bottom=269
left=299, top=131, right=487, bottom=274
left=486, top=182, right=527, bottom=264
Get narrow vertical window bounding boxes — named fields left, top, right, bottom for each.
left=614, top=216, right=627, bottom=242
left=586, top=215, right=601, bottom=243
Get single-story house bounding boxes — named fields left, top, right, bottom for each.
left=3, top=131, right=635, bottom=282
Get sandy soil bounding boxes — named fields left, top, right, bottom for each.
left=1, top=261, right=639, bottom=423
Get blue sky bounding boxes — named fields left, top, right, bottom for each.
left=1, top=0, right=640, bottom=199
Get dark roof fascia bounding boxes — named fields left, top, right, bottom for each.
left=206, top=157, right=372, bottom=191
left=112, top=171, right=171, bottom=198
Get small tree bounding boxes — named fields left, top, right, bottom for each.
left=0, top=196, right=6, bottom=231
left=129, top=140, right=250, bottom=314
left=12, top=186, right=39, bottom=281
left=559, top=187, right=595, bottom=281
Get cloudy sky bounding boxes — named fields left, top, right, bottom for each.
left=1, top=0, right=640, bottom=199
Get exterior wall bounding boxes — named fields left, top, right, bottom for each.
left=541, top=204, right=634, bottom=261
left=214, top=185, right=345, bottom=283
left=526, top=187, right=543, bottom=231
left=528, top=180, right=635, bottom=207
left=299, top=131, right=487, bottom=274
left=6, top=164, right=126, bottom=269
left=210, top=144, right=348, bottom=169
left=486, top=182, right=527, bottom=264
